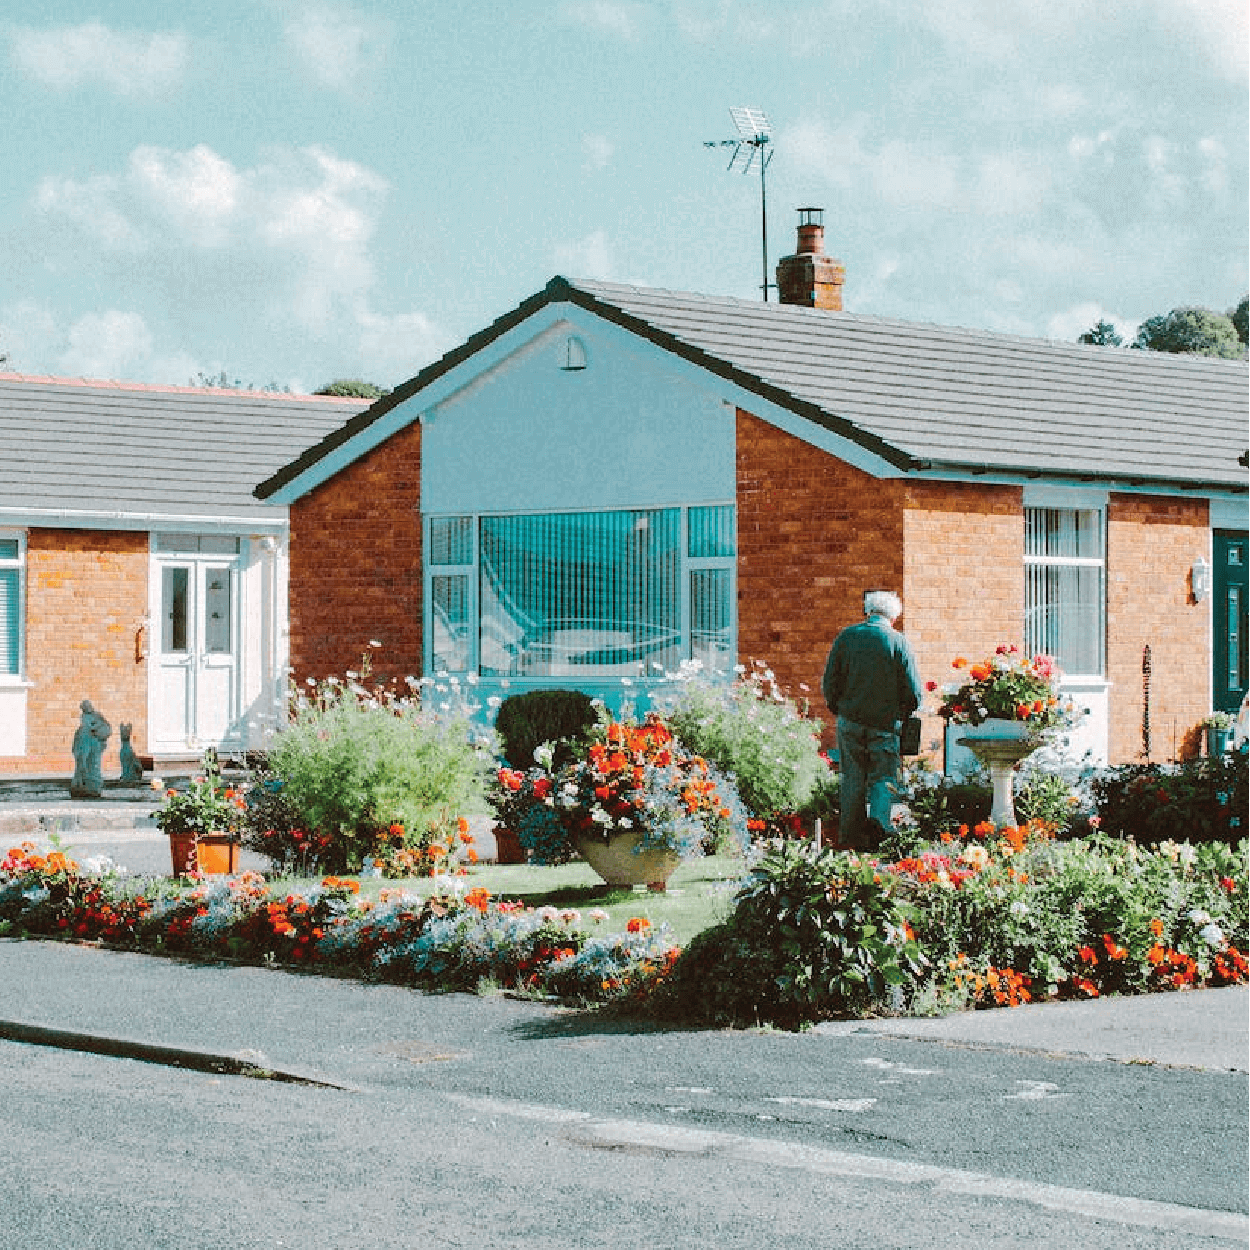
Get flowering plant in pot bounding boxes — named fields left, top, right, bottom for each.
left=154, top=751, right=246, bottom=874
left=492, top=714, right=748, bottom=887
left=929, top=646, right=1074, bottom=731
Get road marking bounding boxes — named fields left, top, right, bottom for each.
left=767, top=1095, right=877, bottom=1112
left=445, top=1092, right=1249, bottom=1243
left=1004, top=1079, right=1067, bottom=1100
left=861, top=1056, right=940, bottom=1076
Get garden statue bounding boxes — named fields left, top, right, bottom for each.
left=70, top=700, right=112, bottom=798
left=118, top=721, right=143, bottom=784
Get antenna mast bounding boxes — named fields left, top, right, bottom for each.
left=704, top=106, right=774, bottom=300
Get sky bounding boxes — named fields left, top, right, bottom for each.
left=2, top=1, right=1246, bottom=394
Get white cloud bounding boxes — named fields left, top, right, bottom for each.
left=11, top=21, right=187, bottom=96
left=1198, top=137, right=1229, bottom=196
left=552, top=231, right=615, bottom=279
left=583, top=133, right=614, bottom=170
left=973, top=153, right=1050, bottom=216
left=129, top=145, right=241, bottom=246
left=789, top=118, right=962, bottom=210
left=353, top=308, right=455, bottom=383
left=59, top=311, right=154, bottom=381
left=1046, top=302, right=1135, bottom=345
left=282, top=3, right=387, bottom=89
left=1162, top=0, right=1249, bottom=81
left=560, top=2, right=646, bottom=39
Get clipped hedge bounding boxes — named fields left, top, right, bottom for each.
left=493, top=688, right=599, bottom=770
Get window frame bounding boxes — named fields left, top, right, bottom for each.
left=424, top=504, right=737, bottom=681
left=1023, top=502, right=1107, bottom=679
left=0, top=532, right=26, bottom=681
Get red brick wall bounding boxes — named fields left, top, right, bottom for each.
left=736, top=410, right=906, bottom=741
left=288, top=421, right=423, bottom=686
left=1, top=529, right=149, bottom=775
left=903, top=480, right=1025, bottom=754
left=1107, top=493, right=1210, bottom=761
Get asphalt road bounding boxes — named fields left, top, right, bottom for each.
left=0, top=939, right=1246, bottom=1250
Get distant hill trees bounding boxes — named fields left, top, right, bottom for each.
left=1080, top=297, right=1248, bottom=358
left=315, top=379, right=389, bottom=399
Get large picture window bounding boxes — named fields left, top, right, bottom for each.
left=427, top=505, right=735, bottom=679
left=1025, top=507, right=1104, bottom=676
left=0, top=535, right=25, bottom=677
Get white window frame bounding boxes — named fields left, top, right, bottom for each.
left=1023, top=494, right=1107, bottom=680
left=424, top=504, right=737, bottom=681
left=0, top=531, right=26, bottom=681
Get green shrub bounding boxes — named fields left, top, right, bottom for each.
left=653, top=661, right=828, bottom=819
left=259, top=672, right=491, bottom=873
left=493, top=688, right=599, bottom=770
left=652, top=839, right=926, bottom=1028
left=1090, top=753, right=1248, bottom=846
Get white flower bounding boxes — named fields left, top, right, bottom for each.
left=1010, top=899, right=1029, bottom=918
left=1187, top=908, right=1213, bottom=927
left=1201, top=923, right=1227, bottom=950
left=589, top=908, right=609, bottom=924
left=538, top=906, right=559, bottom=924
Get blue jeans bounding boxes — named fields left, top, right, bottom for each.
left=837, top=717, right=901, bottom=846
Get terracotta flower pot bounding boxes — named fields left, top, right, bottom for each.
left=573, top=830, right=682, bottom=893
left=168, top=831, right=240, bottom=876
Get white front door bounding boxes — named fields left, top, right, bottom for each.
left=151, top=550, right=241, bottom=753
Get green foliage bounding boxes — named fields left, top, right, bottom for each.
left=261, top=671, right=491, bottom=873
left=1132, top=307, right=1245, bottom=358
left=653, top=840, right=926, bottom=1027
left=154, top=752, right=246, bottom=839
left=1078, top=319, right=1123, bottom=346
left=315, top=379, right=388, bottom=398
left=1089, top=753, right=1248, bottom=846
left=494, top=688, right=599, bottom=770
left=1014, top=768, right=1081, bottom=831
left=1231, top=295, right=1249, bottom=346
left=654, top=660, right=828, bottom=819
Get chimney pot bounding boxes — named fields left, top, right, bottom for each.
left=776, top=208, right=844, bottom=311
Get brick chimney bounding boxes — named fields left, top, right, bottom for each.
left=775, top=208, right=844, bottom=310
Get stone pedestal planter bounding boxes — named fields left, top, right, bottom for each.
left=573, top=831, right=681, bottom=893
left=956, top=719, right=1041, bottom=828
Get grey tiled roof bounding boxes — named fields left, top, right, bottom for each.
left=257, top=275, right=1248, bottom=499
left=570, top=278, right=1249, bottom=489
left=0, top=375, right=368, bottom=526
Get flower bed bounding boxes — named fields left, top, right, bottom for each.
left=2, top=817, right=1244, bottom=1026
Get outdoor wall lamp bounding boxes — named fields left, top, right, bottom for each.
left=1191, top=556, right=1211, bottom=603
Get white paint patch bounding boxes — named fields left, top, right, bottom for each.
left=665, top=1086, right=713, bottom=1095
left=1004, top=1080, right=1067, bottom=1101
left=861, top=1057, right=940, bottom=1076
left=445, top=1092, right=1248, bottom=1243
left=767, top=1095, right=878, bottom=1112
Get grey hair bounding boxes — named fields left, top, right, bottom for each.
left=863, top=590, right=903, bottom=621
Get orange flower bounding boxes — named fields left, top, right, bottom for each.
left=626, top=917, right=651, bottom=933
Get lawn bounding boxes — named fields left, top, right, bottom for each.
left=269, top=852, right=750, bottom=947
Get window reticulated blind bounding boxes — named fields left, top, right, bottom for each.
left=1025, top=508, right=1104, bottom=676
left=0, top=539, right=20, bottom=676
left=480, top=509, right=683, bottom=677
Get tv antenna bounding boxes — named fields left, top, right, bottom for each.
left=704, top=106, right=774, bottom=300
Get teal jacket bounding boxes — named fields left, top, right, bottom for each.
left=822, top=616, right=923, bottom=732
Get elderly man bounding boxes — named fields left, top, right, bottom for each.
left=821, top=590, right=923, bottom=849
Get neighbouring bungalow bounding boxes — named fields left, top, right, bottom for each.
left=0, top=376, right=369, bottom=776
left=256, top=212, right=1249, bottom=767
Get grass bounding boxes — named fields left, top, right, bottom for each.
left=268, top=853, right=751, bottom=947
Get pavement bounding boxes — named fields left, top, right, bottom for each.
left=0, top=784, right=1245, bottom=1085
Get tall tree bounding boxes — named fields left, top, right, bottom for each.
left=1132, top=307, right=1244, bottom=359
left=1229, top=295, right=1248, bottom=346
left=1078, top=320, right=1123, bottom=346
